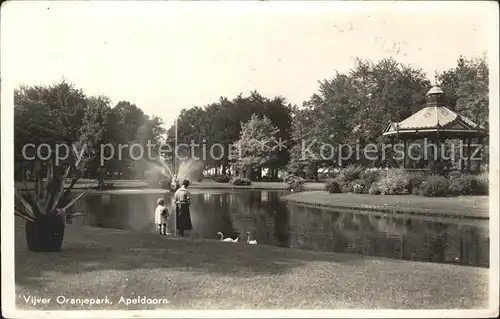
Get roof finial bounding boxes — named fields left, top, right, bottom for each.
left=434, top=72, right=439, bottom=86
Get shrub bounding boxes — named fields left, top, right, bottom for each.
left=447, top=172, right=488, bottom=196
left=359, top=170, right=381, bottom=193
left=448, top=171, right=462, bottom=180
left=368, top=182, right=381, bottom=195
left=284, top=174, right=305, bottom=191
left=336, top=165, right=364, bottom=183
left=372, top=169, right=410, bottom=195
left=349, top=179, right=366, bottom=194
left=448, top=174, right=474, bottom=195
left=471, top=172, right=489, bottom=195
left=229, top=177, right=252, bottom=186
left=407, top=171, right=426, bottom=195
left=418, top=175, right=449, bottom=197
left=334, top=165, right=364, bottom=192
left=325, top=179, right=341, bottom=193
left=213, top=174, right=231, bottom=183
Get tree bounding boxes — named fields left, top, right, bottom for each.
left=288, top=106, right=324, bottom=176
left=166, top=91, right=292, bottom=175
left=438, top=54, right=489, bottom=128
left=347, top=58, right=430, bottom=143
left=112, top=101, right=146, bottom=144
left=14, top=81, right=90, bottom=179
left=149, top=115, right=167, bottom=145
left=263, top=97, right=293, bottom=178
left=290, top=57, right=431, bottom=174
left=75, top=95, right=112, bottom=175
left=231, top=114, right=280, bottom=179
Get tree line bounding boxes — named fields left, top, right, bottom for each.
left=14, top=81, right=166, bottom=179
left=14, top=55, right=488, bottom=180
left=171, top=55, right=488, bottom=179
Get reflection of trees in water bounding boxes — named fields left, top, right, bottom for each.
left=190, top=192, right=235, bottom=238
left=82, top=190, right=488, bottom=267
left=286, top=203, right=489, bottom=267
left=214, top=191, right=291, bottom=246
left=230, top=191, right=284, bottom=244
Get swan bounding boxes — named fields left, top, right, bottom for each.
left=246, top=232, right=257, bottom=245
left=217, top=232, right=239, bottom=243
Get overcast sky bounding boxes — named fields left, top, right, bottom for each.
left=2, top=1, right=497, bottom=128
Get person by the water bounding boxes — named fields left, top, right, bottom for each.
left=154, top=198, right=169, bottom=236
left=171, top=174, right=180, bottom=192
left=173, top=179, right=193, bottom=237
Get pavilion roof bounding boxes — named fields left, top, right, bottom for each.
left=383, top=84, right=488, bottom=137
left=383, top=106, right=487, bottom=136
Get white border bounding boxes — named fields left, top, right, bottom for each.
left=1, top=1, right=499, bottom=318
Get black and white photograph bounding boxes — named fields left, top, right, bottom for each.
left=1, top=1, right=498, bottom=317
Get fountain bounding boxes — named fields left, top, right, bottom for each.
left=73, top=157, right=206, bottom=234
left=144, top=157, right=205, bottom=191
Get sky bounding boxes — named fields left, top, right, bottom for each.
left=1, top=1, right=497, bottom=129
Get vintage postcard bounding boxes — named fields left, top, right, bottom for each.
left=1, top=1, right=498, bottom=318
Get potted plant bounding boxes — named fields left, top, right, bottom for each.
left=15, top=160, right=89, bottom=252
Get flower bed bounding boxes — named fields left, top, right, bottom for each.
left=324, top=167, right=489, bottom=197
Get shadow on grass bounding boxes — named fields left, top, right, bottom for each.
left=15, top=219, right=363, bottom=290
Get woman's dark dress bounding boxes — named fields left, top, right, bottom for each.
left=176, top=203, right=193, bottom=232
left=174, top=188, right=192, bottom=234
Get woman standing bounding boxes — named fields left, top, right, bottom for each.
left=173, top=179, right=193, bottom=236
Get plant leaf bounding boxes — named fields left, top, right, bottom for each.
left=22, top=175, right=44, bottom=216
left=56, top=208, right=67, bottom=223
left=61, top=174, right=79, bottom=204
left=35, top=161, right=44, bottom=201
left=62, top=188, right=88, bottom=211
left=49, top=165, right=72, bottom=213
left=43, top=160, right=54, bottom=211
left=14, top=190, right=36, bottom=220
left=15, top=209, right=35, bottom=222
left=67, top=212, right=86, bottom=220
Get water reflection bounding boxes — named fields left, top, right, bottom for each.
left=72, top=190, right=489, bottom=268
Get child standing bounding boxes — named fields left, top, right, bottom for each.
left=154, top=198, right=169, bottom=235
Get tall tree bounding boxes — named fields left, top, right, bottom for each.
left=438, top=54, right=489, bottom=128
left=14, top=81, right=90, bottom=179
left=348, top=58, right=430, bottom=143
left=231, top=114, right=280, bottom=178
left=76, top=95, right=112, bottom=174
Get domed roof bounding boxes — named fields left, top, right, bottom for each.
left=426, top=85, right=444, bottom=96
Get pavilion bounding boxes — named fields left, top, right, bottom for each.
left=382, top=85, right=488, bottom=173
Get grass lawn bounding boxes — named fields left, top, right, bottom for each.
left=282, top=191, right=489, bottom=219
left=14, top=218, right=488, bottom=310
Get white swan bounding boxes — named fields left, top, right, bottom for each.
left=217, top=232, right=239, bottom=243
left=246, top=232, right=257, bottom=245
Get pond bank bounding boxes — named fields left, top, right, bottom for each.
left=15, top=180, right=326, bottom=191
left=191, top=181, right=325, bottom=190
left=281, top=191, right=489, bottom=220
left=14, top=218, right=487, bottom=310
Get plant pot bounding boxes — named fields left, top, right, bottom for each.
left=25, top=214, right=65, bottom=252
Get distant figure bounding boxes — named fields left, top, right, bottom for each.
left=171, top=174, right=180, bottom=192
left=154, top=198, right=169, bottom=236
left=173, top=179, right=193, bottom=236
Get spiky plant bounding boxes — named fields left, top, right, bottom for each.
left=15, top=160, right=88, bottom=252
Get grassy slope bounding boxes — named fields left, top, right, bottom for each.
left=15, top=219, right=488, bottom=310
left=281, top=191, right=489, bottom=218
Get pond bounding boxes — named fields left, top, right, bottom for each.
left=69, top=189, right=489, bottom=268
